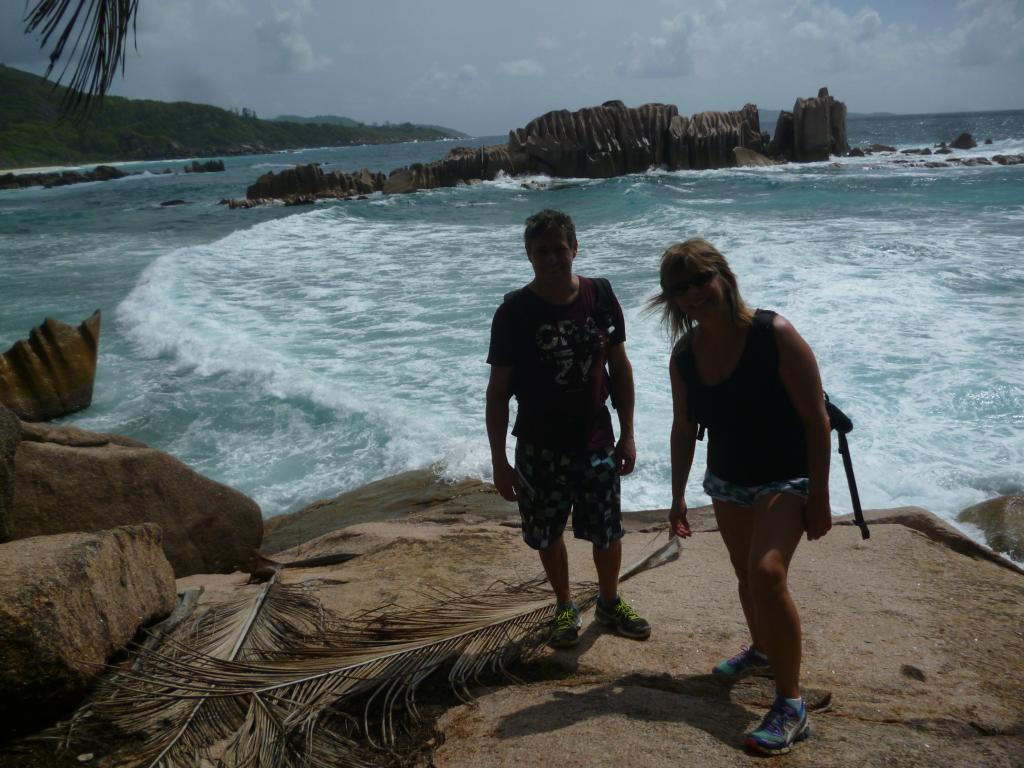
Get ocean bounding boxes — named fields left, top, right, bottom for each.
left=2, top=110, right=1022, bottom=546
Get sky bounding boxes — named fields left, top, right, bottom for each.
left=2, top=0, right=1022, bottom=136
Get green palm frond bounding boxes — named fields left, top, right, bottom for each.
left=23, top=0, right=141, bottom=113
left=90, top=536, right=681, bottom=767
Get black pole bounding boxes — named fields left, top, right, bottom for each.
left=837, top=431, right=869, bottom=539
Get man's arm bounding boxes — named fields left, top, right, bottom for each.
left=606, top=342, right=636, bottom=475
left=486, top=365, right=519, bottom=501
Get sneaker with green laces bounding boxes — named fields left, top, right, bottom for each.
left=594, top=596, right=651, bottom=639
left=548, top=603, right=582, bottom=648
left=712, top=645, right=771, bottom=679
left=745, top=695, right=810, bottom=755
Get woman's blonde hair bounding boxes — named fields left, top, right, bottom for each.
left=646, top=238, right=754, bottom=343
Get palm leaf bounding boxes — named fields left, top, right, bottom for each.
left=93, top=571, right=327, bottom=767
left=92, top=535, right=681, bottom=767
left=23, top=0, right=141, bottom=113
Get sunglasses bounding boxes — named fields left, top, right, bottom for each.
left=668, top=271, right=716, bottom=295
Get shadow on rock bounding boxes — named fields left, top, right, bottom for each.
left=495, top=672, right=772, bottom=751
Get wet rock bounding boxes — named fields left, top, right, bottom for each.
left=900, top=147, right=932, bottom=155
left=950, top=132, right=977, bottom=149
left=847, top=147, right=865, bottom=157
left=732, top=147, right=775, bottom=166
left=992, top=154, right=1024, bottom=165
left=7, top=420, right=263, bottom=576
left=0, top=524, right=175, bottom=740
left=247, top=163, right=385, bottom=201
left=160, top=199, right=187, bottom=206
left=0, top=311, right=101, bottom=422
left=184, top=159, right=225, bottom=173
left=958, top=495, right=1024, bottom=561
left=869, top=143, right=897, bottom=153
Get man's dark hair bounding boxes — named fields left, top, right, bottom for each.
left=524, top=209, right=577, bottom=251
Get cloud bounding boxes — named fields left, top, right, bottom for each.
left=948, top=0, right=1024, bottom=66
left=255, top=8, right=330, bottom=74
left=616, top=31, right=693, bottom=78
left=413, top=63, right=484, bottom=99
left=498, top=59, right=544, bottom=77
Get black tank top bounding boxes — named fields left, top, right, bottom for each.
left=672, top=309, right=808, bottom=485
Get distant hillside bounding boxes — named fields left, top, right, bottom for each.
left=0, top=65, right=469, bottom=169
left=271, top=114, right=465, bottom=136
left=272, top=114, right=362, bottom=127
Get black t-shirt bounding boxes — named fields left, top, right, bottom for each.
left=488, top=276, right=626, bottom=452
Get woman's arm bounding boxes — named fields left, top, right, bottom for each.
left=774, top=315, right=832, bottom=540
left=669, top=358, right=697, bottom=538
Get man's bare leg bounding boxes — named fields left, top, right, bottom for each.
left=538, top=534, right=571, bottom=605
left=592, top=538, right=622, bottom=605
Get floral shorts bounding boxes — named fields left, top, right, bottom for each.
left=514, top=441, right=623, bottom=551
left=702, top=469, right=809, bottom=508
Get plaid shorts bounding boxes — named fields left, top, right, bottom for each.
left=514, top=441, right=623, bottom=551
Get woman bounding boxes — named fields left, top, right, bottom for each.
left=650, top=238, right=832, bottom=756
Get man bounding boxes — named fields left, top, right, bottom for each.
left=486, top=209, right=650, bottom=648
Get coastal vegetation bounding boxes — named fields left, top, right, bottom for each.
left=0, top=65, right=467, bottom=169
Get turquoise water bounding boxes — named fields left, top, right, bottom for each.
left=2, top=112, right=1022, bottom=539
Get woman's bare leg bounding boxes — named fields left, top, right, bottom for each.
left=712, top=499, right=760, bottom=650
left=748, top=493, right=806, bottom=699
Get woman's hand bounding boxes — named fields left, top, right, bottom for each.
left=804, top=493, right=832, bottom=540
left=669, top=498, right=693, bottom=538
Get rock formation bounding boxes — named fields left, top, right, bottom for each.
left=0, top=165, right=127, bottom=191
left=0, top=311, right=100, bottom=422
left=958, top=495, right=1024, bottom=561
left=5, top=419, right=263, bottom=576
left=183, top=159, right=225, bottom=173
left=0, top=524, right=176, bottom=739
left=951, top=133, right=977, bottom=150
left=786, top=87, right=849, bottom=162
left=238, top=90, right=842, bottom=205
left=246, top=163, right=386, bottom=201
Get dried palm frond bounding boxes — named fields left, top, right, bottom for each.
left=92, top=535, right=681, bottom=767
left=23, top=0, right=141, bottom=113
left=89, top=571, right=328, bottom=767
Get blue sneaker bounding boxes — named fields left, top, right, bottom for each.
left=548, top=603, right=582, bottom=648
left=745, top=696, right=810, bottom=755
left=712, top=645, right=771, bottom=678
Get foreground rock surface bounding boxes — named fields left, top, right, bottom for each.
left=6, top=420, right=263, bottom=576
left=9, top=470, right=1020, bottom=766
left=0, top=524, right=176, bottom=740
left=0, top=311, right=101, bottom=421
left=190, top=475, right=1024, bottom=768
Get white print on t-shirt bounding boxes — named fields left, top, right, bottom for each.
left=534, top=317, right=605, bottom=388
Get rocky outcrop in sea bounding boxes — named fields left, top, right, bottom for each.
left=0, top=311, right=100, bottom=422
left=236, top=88, right=845, bottom=205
